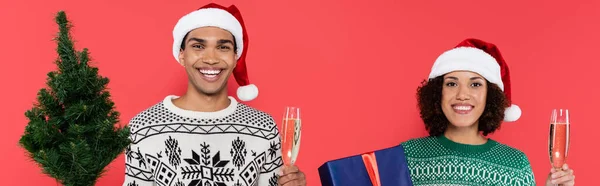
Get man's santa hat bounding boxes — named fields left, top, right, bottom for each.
left=172, top=3, right=258, bottom=101
left=428, top=38, right=521, bottom=122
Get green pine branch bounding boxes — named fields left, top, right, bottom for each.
left=19, top=10, right=131, bottom=186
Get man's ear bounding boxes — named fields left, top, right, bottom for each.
left=178, top=50, right=185, bottom=66
left=231, top=51, right=238, bottom=68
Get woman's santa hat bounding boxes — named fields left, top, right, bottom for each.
left=428, top=38, right=521, bottom=122
left=172, top=3, right=258, bottom=101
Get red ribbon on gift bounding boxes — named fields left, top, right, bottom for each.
left=362, top=152, right=381, bottom=186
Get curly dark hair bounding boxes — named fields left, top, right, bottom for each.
left=416, top=75, right=509, bottom=136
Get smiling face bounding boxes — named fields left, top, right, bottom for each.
left=178, top=26, right=237, bottom=96
left=441, top=71, right=488, bottom=128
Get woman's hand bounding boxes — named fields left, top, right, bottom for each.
left=546, top=164, right=575, bottom=186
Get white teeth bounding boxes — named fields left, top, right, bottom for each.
left=199, top=69, right=221, bottom=75
left=453, top=106, right=472, bottom=111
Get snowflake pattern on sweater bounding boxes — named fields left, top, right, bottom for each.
left=123, top=95, right=282, bottom=186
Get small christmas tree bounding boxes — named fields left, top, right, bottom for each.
left=18, top=11, right=130, bottom=186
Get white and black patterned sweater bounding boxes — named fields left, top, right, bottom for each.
left=123, top=95, right=283, bottom=186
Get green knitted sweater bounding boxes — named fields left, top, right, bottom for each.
left=401, top=135, right=536, bottom=186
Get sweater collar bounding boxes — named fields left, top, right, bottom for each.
left=435, top=135, right=498, bottom=153
left=162, top=95, right=238, bottom=119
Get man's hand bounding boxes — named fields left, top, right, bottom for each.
left=546, top=164, right=575, bottom=186
left=278, top=165, right=306, bottom=186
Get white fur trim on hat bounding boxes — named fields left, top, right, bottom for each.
left=429, top=47, right=504, bottom=91
left=504, top=104, right=521, bottom=122
left=237, top=84, right=258, bottom=101
left=172, top=8, right=244, bottom=63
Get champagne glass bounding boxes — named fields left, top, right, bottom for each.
left=549, top=109, right=570, bottom=171
left=281, top=106, right=302, bottom=165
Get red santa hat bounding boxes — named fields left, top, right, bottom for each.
left=172, top=3, right=257, bottom=101
left=428, top=38, right=521, bottom=122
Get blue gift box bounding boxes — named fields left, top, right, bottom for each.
left=318, top=144, right=413, bottom=186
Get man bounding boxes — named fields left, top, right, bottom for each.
left=123, top=3, right=306, bottom=186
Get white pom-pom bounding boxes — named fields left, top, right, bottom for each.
left=237, top=84, right=258, bottom=101
left=504, top=104, right=522, bottom=122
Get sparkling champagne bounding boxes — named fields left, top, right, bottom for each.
left=549, top=109, right=570, bottom=170
left=281, top=107, right=301, bottom=165
left=549, top=123, right=569, bottom=169
left=282, top=118, right=298, bottom=165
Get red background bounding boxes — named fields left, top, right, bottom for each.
left=1, top=0, right=597, bottom=185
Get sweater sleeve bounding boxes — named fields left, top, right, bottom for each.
left=257, top=124, right=283, bottom=186
left=519, top=154, right=536, bottom=186
left=122, top=125, right=155, bottom=186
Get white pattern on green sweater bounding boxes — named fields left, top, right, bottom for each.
left=402, top=136, right=535, bottom=186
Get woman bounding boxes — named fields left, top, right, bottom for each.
left=401, top=38, right=575, bottom=185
